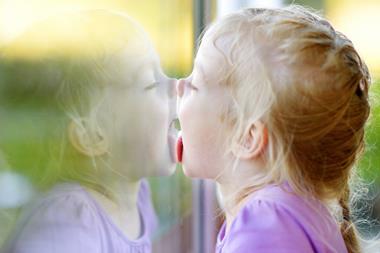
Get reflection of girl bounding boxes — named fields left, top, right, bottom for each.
left=177, top=6, right=371, bottom=253
left=1, top=10, right=177, bottom=253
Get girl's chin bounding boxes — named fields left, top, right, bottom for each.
left=181, top=164, right=193, bottom=177
left=182, top=164, right=204, bottom=179
left=164, top=162, right=177, bottom=176
left=157, top=154, right=177, bottom=176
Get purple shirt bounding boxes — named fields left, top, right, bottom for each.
left=3, top=180, right=158, bottom=253
left=216, top=183, right=348, bottom=253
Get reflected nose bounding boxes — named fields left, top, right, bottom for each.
left=168, top=78, right=177, bottom=99
left=176, top=79, right=185, bottom=98
left=168, top=78, right=178, bottom=120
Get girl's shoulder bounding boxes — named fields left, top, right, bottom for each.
left=3, top=183, right=103, bottom=253
left=247, top=183, right=331, bottom=220
left=245, top=183, right=337, bottom=231
left=26, top=182, right=100, bottom=227
left=219, top=183, right=347, bottom=253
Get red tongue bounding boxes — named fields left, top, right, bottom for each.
left=176, top=136, right=183, bottom=163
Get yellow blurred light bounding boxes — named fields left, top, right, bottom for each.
left=0, top=0, right=127, bottom=43
left=0, top=0, right=193, bottom=74
left=326, top=0, right=380, bottom=79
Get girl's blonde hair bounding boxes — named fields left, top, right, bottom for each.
left=0, top=10, right=153, bottom=197
left=206, top=6, right=371, bottom=253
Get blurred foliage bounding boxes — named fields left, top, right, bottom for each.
left=359, top=81, right=380, bottom=183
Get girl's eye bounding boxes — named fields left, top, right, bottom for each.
left=185, top=81, right=198, bottom=91
left=144, top=82, right=159, bottom=91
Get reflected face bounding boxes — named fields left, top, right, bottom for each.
left=101, top=50, right=177, bottom=179
left=176, top=36, right=231, bottom=180
left=0, top=11, right=179, bottom=186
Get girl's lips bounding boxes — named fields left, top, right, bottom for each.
left=176, top=133, right=183, bottom=163
left=168, top=121, right=178, bottom=163
left=168, top=134, right=177, bottom=163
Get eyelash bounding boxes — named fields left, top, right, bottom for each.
left=185, top=81, right=198, bottom=91
left=144, top=82, right=159, bottom=90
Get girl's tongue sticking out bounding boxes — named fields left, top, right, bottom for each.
left=176, top=132, right=183, bottom=163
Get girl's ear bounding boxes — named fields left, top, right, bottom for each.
left=68, top=119, right=109, bottom=157
left=232, top=120, right=268, bottom=160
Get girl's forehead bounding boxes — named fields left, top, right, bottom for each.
left=195, top=38, right=230, bottom=84
left=119, top=49, right=159, bottom=71
left=102, top=50, right=160, bottom=89
left=197, top=33, right=235, bottom=70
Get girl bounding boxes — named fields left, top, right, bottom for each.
left=176, top=6, right=371, bottom=253
left=0, top=9, right=177, bottom=253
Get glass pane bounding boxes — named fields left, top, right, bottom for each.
left=0, top=1, right=194, bottom=252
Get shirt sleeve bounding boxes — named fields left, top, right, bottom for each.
left=3, top=191, right=102, bottom=253
left=223, top=199, right=316, bottom=253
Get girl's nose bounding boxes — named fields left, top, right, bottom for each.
left=167, top=78, right=177, bottom=98
left=168, top=79, right=178, bottom=120
left=176, top=79, right=185, bottom=98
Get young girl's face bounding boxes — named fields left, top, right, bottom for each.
left=176, top=35, right=232, bottom=180
left=101, top=50, right=177, bottom=179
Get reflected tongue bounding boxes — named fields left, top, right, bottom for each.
left=176, top=136, right=183, bottom=163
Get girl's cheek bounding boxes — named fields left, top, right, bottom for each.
left=177, top=95, right=192, bottom=122
left=178, top=106, right=190, bottom=131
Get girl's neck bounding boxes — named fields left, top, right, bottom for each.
left=92, top=161, right=142, bottom=209
left=217, top=182, right=248, bottom=234
left=100, top=175, right=141, bottom=210
left=217, top=158, right=267, bottom=234
left=85, top=175, right=143, bottom=239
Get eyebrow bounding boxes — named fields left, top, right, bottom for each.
left=193, top=61, right=206, bottom=81
left=131, top=59, right=156, bottom=82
